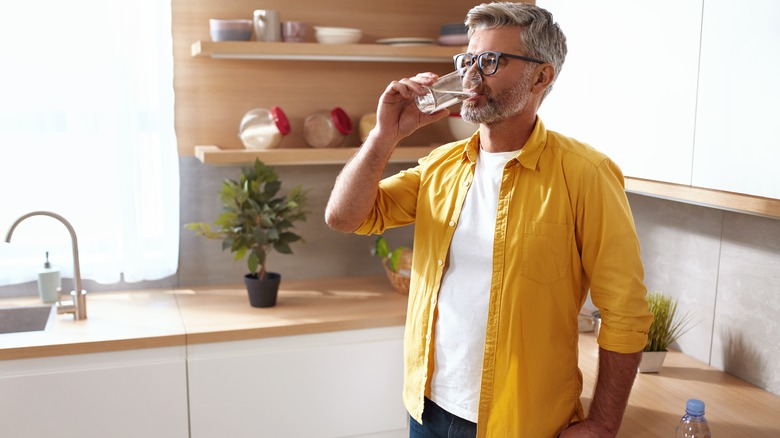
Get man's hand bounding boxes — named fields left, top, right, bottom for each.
left=372, top=72, right=450, bottom=144
left=324, top=72, right=448, bottom=233
left=559, top=419, right=612, bottom=437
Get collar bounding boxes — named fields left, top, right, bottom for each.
left=461, top=117, right=548, bottom=171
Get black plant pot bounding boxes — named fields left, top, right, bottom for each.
left=244, top=272, right=281, bottom=308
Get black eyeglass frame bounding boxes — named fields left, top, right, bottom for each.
left=453, top=51, right=545, bottom=76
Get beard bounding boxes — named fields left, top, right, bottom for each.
left=460, top=70, right=533, bottom=125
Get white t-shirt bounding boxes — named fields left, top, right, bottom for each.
left=430, top=147, right=517, bottom=422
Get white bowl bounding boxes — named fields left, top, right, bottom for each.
left=314, top=26, right=362, bottom=35
left=316, top=34, right=362, bottom=44
left=314, top=26, right=362, bottom=44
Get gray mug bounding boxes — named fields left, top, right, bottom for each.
left=254, top=10, right=282, bottom=42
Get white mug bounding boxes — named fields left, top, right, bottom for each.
left=254, top=10, right=282, bottom=42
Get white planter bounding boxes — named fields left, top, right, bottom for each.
left=638, top=351, right=668, bottom=373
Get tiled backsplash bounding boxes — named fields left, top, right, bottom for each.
left=3, top=157, right=778, bottom=398
left=629, top=192, right=780, bottom=396
left=177, top=157, right=415, bottom=286
left=179, top=157, right=780, bottom=396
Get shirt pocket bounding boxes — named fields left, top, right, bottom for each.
left=521, top=221, right=574, bottom=284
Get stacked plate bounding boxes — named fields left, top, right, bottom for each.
left=439, top=23, right=468, bottom=46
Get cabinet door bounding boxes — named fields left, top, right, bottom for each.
left=692, top=0, right=780, bottom=199
left=187, top=326, right=407, bottom=438
left=0, top=346, right=189, bottom=438
left=537, top=0, right=702, bottom=185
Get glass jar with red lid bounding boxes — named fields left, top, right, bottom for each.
left=303, top=107, right=353, bottom=148
left=238, top=106, right=291, bottom=150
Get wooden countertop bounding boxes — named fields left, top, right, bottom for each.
left=0, top=275, right=407, bottom=360
left=176, top=275, right=408, bottom=344
left=2, top=277, right=779, bottom=435
left=0, top=290, right=186, bottom=360
left=577, top=334, right=780, bottom=437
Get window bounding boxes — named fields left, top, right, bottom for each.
left=0, top=1, right=179, bottom=285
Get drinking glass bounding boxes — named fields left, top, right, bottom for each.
left=415, top=70, right=471, bottom=114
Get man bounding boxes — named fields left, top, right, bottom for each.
left=325, top=3, right=652, bottom=437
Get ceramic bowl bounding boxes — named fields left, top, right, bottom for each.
left=314, top=26, right=362, bottom=44
left=209, top=19, right=253, bottom=41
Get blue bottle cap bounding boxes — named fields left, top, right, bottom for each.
left=686, top=399, right=705, bottom=416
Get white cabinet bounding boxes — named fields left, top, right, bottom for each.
left=537, top=0, right=780, bottom=200
left=537, top=0, right=703, bottom=185
left=0, top=346, right=189, bottom=438
left=692, top=0, right=780, bottom=199
left=187, top=326, right=407, bottom=438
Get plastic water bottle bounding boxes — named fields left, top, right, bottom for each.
left=675, top=399, right=712, bottom=437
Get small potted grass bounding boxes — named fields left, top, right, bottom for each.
left=640, top=291, right=696, bottom=373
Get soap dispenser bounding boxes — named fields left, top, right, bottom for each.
left=37, top=251, right=61, bottom=303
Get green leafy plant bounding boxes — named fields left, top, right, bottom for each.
left=374, top=236, right=409, bottom=272
left=186, top=159, right=308, bottom=280
left=644, top=291, right=696, bottom=352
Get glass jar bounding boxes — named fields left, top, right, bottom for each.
left=303, top=107, right=353, bottom=148
left=359, top=112, right=376, bottom=142
left=238, top=106, right=291, bottom=150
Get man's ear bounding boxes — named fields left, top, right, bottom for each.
left=531, top=64, right=555, bottom=95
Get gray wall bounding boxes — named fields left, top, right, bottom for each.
left=627, top=192, right=780, bottom=396
left=3, top=157, right=778, bottom=398
left=178, top=158, right=780, bottom=396
left=177, top=156, right=415, bottom=286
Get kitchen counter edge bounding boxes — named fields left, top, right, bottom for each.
left=0, top=275, right=408, bottom=360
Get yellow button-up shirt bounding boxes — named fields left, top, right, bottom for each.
left=355, top=118, right=652, bottom=437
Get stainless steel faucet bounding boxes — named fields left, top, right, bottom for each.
left=4, top=211, right=87, bottom=320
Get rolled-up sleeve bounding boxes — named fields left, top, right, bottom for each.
left=578, top=158, right=653, bottom=353
left=354, top=164, right=423, bottom=236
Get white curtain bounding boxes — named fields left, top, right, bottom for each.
left=0, top=1, right=179, bottom=285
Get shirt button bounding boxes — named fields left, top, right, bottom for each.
left=437, top=259, right=443, bottom=266
left=449, top=220, right=455, bottom=227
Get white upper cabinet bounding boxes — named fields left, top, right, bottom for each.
left=692, top=0, right=780, bottom=199
left=537, top=1, right=703, bottom=185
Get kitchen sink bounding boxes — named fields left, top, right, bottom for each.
left=0, top=305, right=54, bottom=334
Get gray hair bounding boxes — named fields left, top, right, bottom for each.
left=465, top=2, right=567, bottom=99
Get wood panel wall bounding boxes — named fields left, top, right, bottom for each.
left=172, top=0, right=481, bottom=155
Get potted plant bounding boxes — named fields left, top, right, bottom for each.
left=639, top=291, right=696, bottom=373
left=374, top=236, right=412, bottom=295
left=186, top=159, right=308, bottom=308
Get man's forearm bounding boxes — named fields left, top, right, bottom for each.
left=588, top=347, right=641, bottom=435
left=324, top=131, right=397, bottom=232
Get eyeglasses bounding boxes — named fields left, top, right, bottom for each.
left=453, top=51, right=545, bottom=76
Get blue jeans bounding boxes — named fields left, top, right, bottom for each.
left=409, top=397, right=477, bottom=438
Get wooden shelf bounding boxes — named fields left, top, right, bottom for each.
left=625, top=177, right=780, bottom=219
left=194, top=145, right=434, bottom=166
left=191, top=40, right=464, bottom=63
left=194, top=146, right=780, bottom=218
